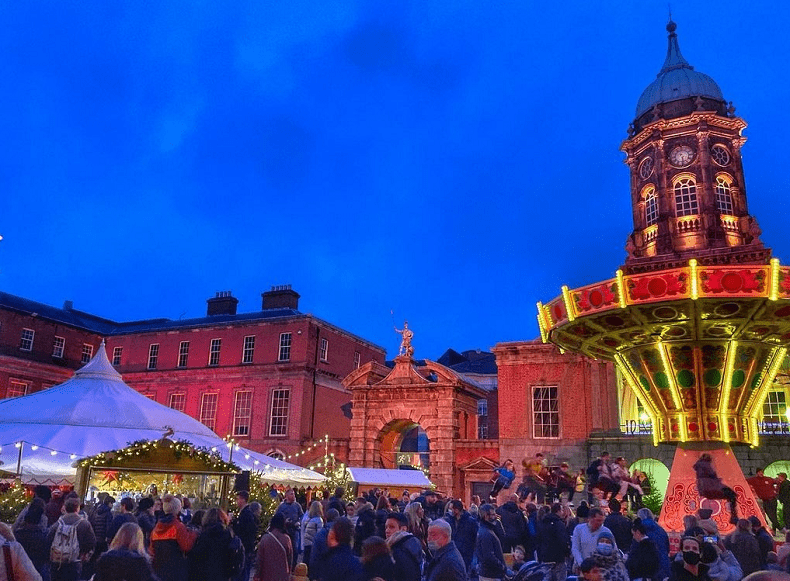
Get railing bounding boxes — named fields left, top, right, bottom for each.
left=676, top=216, right=702, bottom=233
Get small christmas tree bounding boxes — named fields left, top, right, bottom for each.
left=0, top=480, right=30, bottom=524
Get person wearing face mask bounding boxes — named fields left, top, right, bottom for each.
left=423, top=520, right=466, bottom=581
left=591, top=531, right=629, bottom=581
left=669, top=537, right=712, bottom=581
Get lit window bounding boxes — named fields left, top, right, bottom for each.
left=533, top=386, right=559, bottom=438
left=209, top=339, right=221, bottom=366
left=278, top=333, right=292, bottom=362
left=320, top=338, right=328, bottom=362
left=674, top=177, right=699, bottom=217
left=233, top=391, right=253, bottom=436
left=200, top=393, right=219, bottom=431
left=354, top=351, right=361, bottom=369
left=169, top=393, right=186, bottom=412
left=81, top=344, right=93, bottom=363
left=112, top=346, right=123, bottom=366
left=7, top=380, right=28, bottom=398
left=715, top=176, right=734, bottom=214
left=762, top=389, right=787, bottom=424
left=148, top=344, right=159, bottom=370
left=269, top=389, right=290, bottom=436
left=644, top=187, right=658, bottom=226
left=53, top=337, right=65, bottom=358
left=242, top=336, right=255, bottom=364
left=20, top=329, right=34, bottom=352
left=178, top=341, right=189, bottom=368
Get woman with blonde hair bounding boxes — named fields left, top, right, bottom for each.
left=94, top=522, right=156, bottom=581
left=403, top=502, right=427, bottom=549
left=302, top=501, right=324, bottom=566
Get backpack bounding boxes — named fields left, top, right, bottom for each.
left=50, top=517, right=81, bottom=564
left=225, top=534, right=245, bottom=579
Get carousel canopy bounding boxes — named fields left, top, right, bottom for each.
left=0, top=343, right=324, bottom=487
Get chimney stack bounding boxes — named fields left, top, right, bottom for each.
left=63, top=300, right=74, bottom=311
left=262, top=285, right=300, bottom=310
left=207, top=291, right=238, bottom=316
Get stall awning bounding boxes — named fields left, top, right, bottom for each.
left=345, top=467, right=431, bottom=488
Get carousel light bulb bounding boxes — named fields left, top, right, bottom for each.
left=226, top=443, right=232, bottom=449
left=254, top=460, right=259, bottom=465
left=244, top=454, right=250, bottom=459
left=211, top=447, right=217, bottom=452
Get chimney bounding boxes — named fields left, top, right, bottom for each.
left=207, top=291, right=238, bottom=316
left=63, top=300, right=74, bottom=311
left=262, top=285, right=300, bottom=310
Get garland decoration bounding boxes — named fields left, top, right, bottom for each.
left=79, top=439, right=240, bottom=472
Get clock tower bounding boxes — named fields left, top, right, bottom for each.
left=621, top=21, right=770, bottom=274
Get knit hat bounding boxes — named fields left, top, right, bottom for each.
left=138, top=498, right=154, bottom=511
left=162, top=495, right=181, bottom=515
left=596, top=530, right=615, bottom=544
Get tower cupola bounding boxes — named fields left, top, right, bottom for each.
left=620, top=21, right=769, bottom=274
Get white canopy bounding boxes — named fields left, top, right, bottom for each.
left=345, top=467, right=431, bottom=488
left=0, top=343, right=325, bottom=488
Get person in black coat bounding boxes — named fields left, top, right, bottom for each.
left=445, top=500, right=478, bottom=571
left=374, top=496, right=392, bottom=540
left=496, top=495, right=527, bottom=553
left=604, top=500, right=633, bottom=555
left=353, top=502, right=376, bottom=556
left=424, top=520, right=467, bottom=581
left=14, top=498, right=50, bottom=581
left=626, top=519, right=660, bottom=581
left=476, top=504, right=506, bottom=581
left=188, top=508, right=235, bottom=581
left=361, top=537, right=396, bottom=581
left=384, top=513, right=423, bottom=581
left=94, top=522, right=157, bottom=581
left=324, top=518, right=364, bottom=581
left=134, top=498, right=157, bottom=549
left=537, top=502, right=571, bottom=580
left=107, top=498, right=138, bottom=545
left=309, top=509, right=339, bottom=581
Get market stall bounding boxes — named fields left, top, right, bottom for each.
left=0, top=343, right=325, bottom=490
left=345, top=467, right=432, bottom=495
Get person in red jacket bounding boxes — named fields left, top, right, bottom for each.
left=149, top=495, right=197, bottom=581
left=747, top=468, right=779, bottom=532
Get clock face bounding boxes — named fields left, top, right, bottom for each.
left=711, top=144, right=731, bottom=166
left=669, top=145, right=695, bottom=167
left=638, top=157, right=654, bottom=179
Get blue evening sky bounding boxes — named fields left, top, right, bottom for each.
left=2, top=2, right=789, bottom=358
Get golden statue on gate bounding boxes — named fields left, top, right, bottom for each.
left=394, top=321, right=414, bottom=358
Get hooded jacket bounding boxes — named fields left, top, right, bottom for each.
left=387, top=531, right=423, bottom=581
left=149, top=514, right=197, bottom=581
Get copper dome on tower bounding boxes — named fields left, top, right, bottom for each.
left=635, top=21, right=725, bottom=121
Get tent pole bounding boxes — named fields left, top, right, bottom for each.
left=15, top=442, right=23, bottom=477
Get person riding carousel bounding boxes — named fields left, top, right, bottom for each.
left=693, top=453, right=739, bottom=525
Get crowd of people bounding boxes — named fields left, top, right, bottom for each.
left=0, top=451, right=789, bottom=581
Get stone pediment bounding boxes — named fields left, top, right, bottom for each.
left=458, top=456, right=499, bottom=472
left=343, top=355, right=486, bottom=393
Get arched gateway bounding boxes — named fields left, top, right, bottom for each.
left=344, top=353, right=485, bottom=495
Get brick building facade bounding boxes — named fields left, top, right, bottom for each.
left=0, top=287, right=385, bottom=461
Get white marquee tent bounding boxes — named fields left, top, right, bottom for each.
left=0, top=343, right=325, bottom=488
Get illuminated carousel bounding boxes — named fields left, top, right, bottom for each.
left=539, top=21, right=784, bottom=533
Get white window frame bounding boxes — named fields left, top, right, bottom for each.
left=763, top=389, right=787, bottom=423
left=278, top=333, right=292, bottom=362
left=644, top=187, right=658, bottom=226
left=20, top=329, right=34, bottom=352
left=674, top=177, right=699, bottom=217
left=208, top=338, right=221, bottom=366
left=112, top=346, right=123, bottom=366
left=7, top=380, right=29, bottom=398
left=715, top=175, right=734, bottom=215
left=148, top=343, right=159, bottom=370
left=354, top=351, right=361, bottom=369
left=52, top=336, right=65, bottom=358
left=233, top=390, right=253, bottom=436
left=532, top=385, right=560, bottom=439
left=200, top=393, right=219, bottom=431
left=269, top=388, right=290, bottom=437
left=81, top=343, right=93, bottom=363
left=242, top=336, right=255, bottom=364
left=178, top=341, right=189, bottom=368
left=169, top=393, right=186, bottom=412
left=319, top=338, right=328, bottom=362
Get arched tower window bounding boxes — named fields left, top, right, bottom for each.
left=715, top=174, right=734, bottom=215
left=643, top=186, right=658, bottom=226
left=673, top=176, right=699, bottom=217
